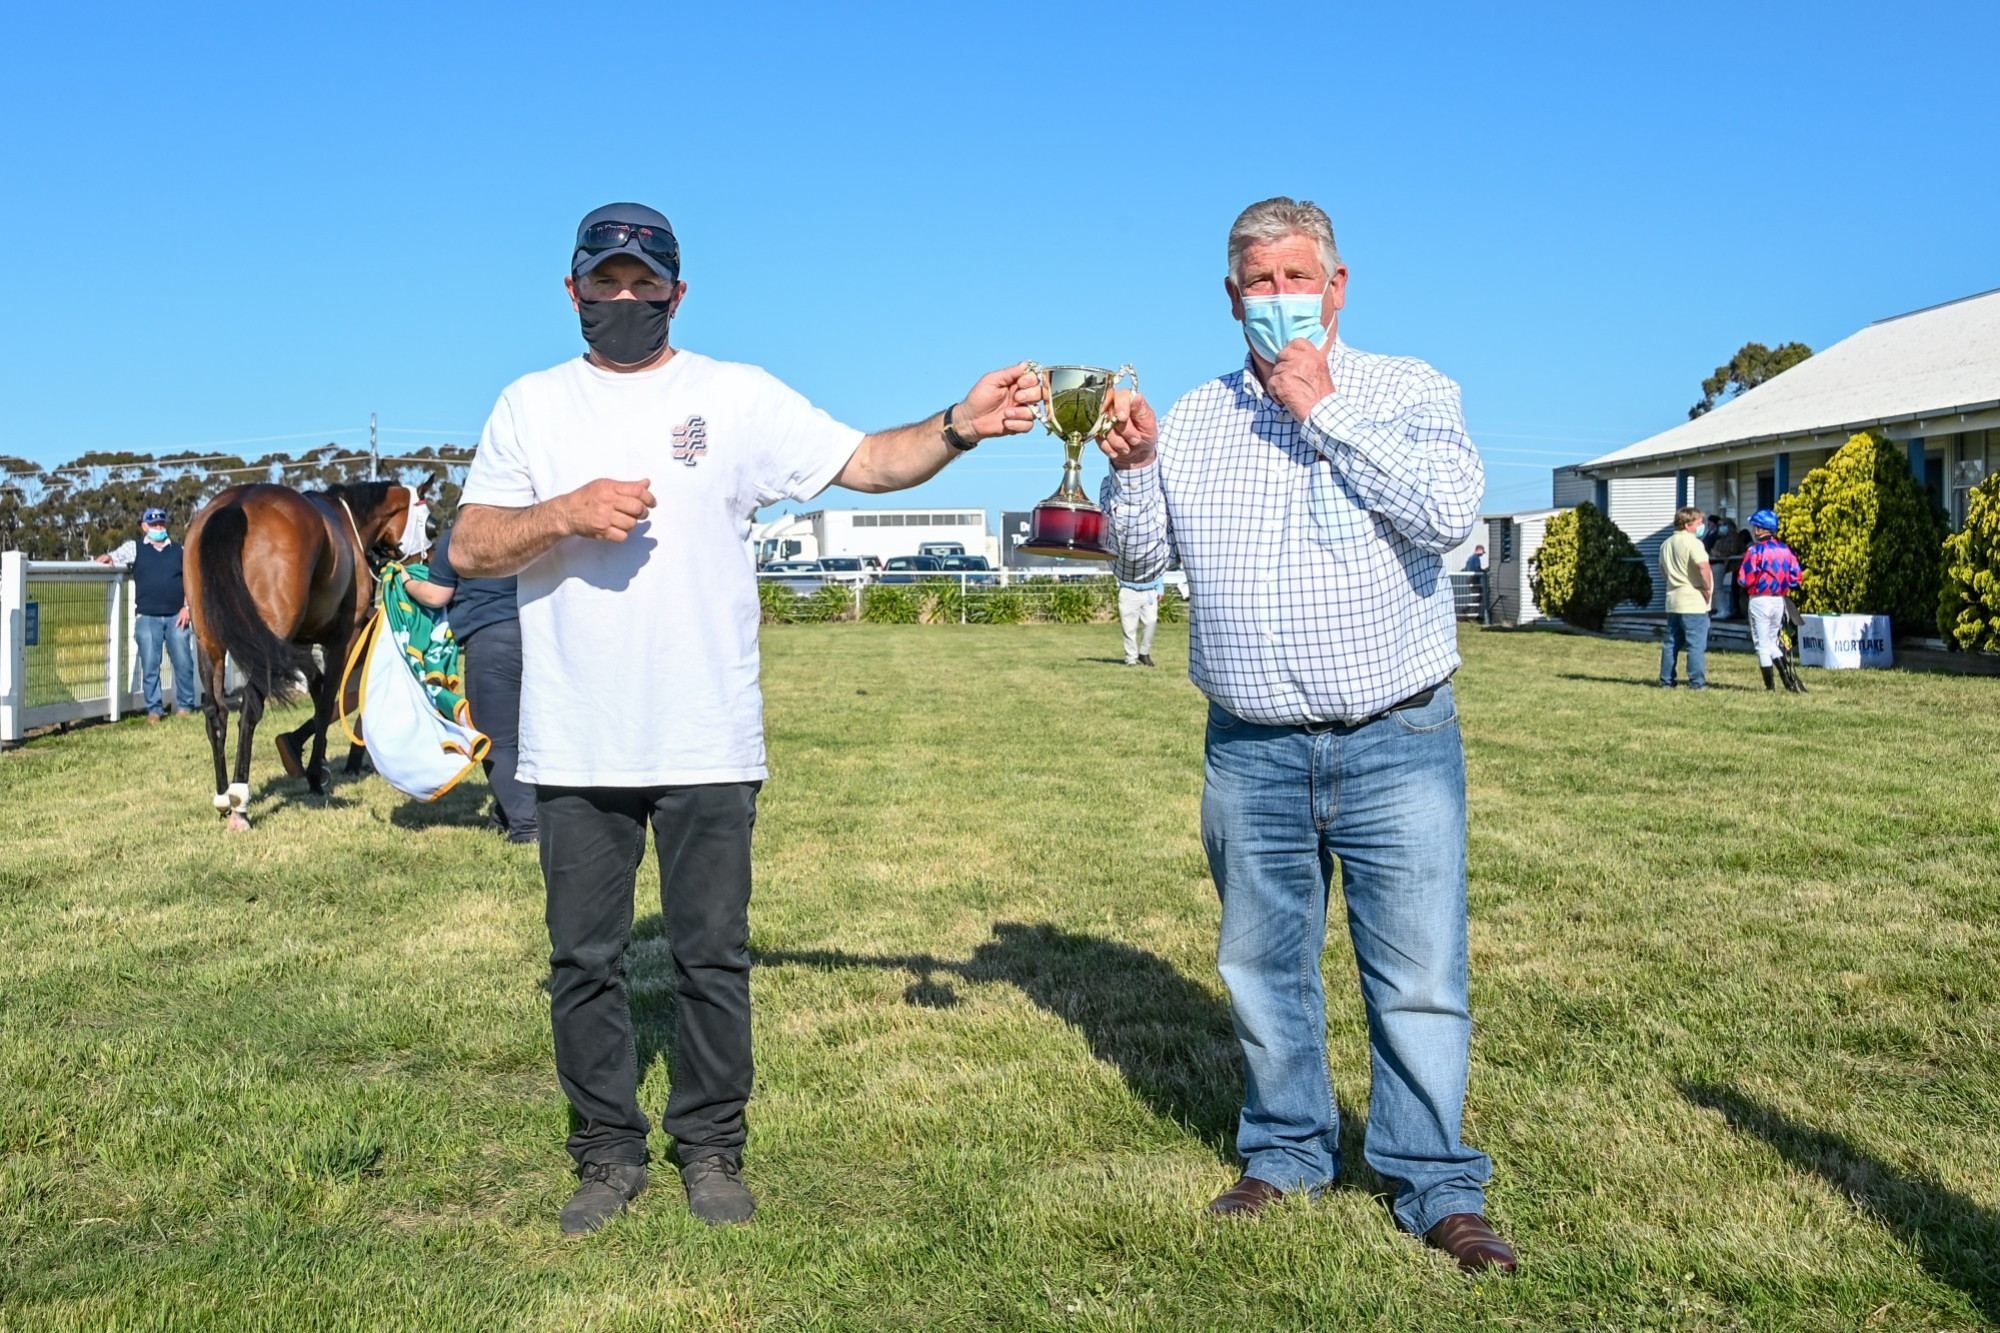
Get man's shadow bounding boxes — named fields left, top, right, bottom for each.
left=1684, top=1082, right=2000, bottom=1322
left=731, top=921, right=1368, bottom=1178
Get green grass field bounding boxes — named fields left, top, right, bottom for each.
left=4, top=626, right=1999, bottom=1331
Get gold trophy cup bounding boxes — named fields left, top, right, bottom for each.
left=1017, top=362, right=1139, bottom=560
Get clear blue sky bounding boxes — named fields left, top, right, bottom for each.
left=2, top=1, right=1994, bottom=519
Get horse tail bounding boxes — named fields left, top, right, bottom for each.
left=196, top=501, right=306, bottom=703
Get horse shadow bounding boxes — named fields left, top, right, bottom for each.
left=250, top=753, right=369, bottom=813
left=1682, top=1082, right=2000, bottom=1322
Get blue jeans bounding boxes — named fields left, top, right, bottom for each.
left=1201, top=685, right=1492, bottom=1234
left=135, top=613, right=199, bottom=715
left=1660, top=612, right=1710, bottom=688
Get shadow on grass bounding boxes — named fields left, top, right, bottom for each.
left=1683, top=1082, right=2000, bottom=1322
left=1556, top=673, right=1752, bottom=692
left=250, top=748, right=371, bottom=814
left=756, top=921, right=1247, bottom=1157
left=386, top=776, right=491, bottom=831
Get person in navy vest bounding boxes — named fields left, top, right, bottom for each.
left=403, top=523, right=534, bottom=843
left=96, top=506, right=199, bottom=721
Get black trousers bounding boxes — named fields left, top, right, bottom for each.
left=462, top=621, right=535, bottom=837
left=538, top=782, right=758, bottom=1168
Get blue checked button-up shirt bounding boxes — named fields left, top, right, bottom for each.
left=1101, top=339, right=1484, bottom=725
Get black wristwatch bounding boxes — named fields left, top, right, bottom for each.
left=941, top=403, right=979, bottom=452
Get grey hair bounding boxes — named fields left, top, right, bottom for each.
left=1227, top=197, right=1341, bottom=285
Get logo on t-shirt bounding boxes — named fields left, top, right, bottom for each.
left=672, top=416, right=708, bottom=467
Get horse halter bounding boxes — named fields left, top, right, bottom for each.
left=336, top=496, right=395, bottom=585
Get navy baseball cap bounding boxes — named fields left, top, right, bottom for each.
left=142, top=507, right=168, bottom=525
left=572, top=203, right=680, bottom=282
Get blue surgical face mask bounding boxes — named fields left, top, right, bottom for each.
left=144, top=527, right=169, bottom=544
left=1241, top=286, right=1331, bottom=363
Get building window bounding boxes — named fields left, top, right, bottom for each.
left=1756, top=472, right=1775, bottom=511
left=853, top=515, right=877, bottom=527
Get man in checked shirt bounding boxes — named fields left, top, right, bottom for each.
left=1096, top=197, right=1513, bottom=1274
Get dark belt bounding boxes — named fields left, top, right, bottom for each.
left=1298, top=680, right=1447, bottom=733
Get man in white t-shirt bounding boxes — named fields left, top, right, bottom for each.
left=453, top=203, right=1039, bottom=1238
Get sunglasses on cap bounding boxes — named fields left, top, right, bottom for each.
left=577, top=221, right=680, bottom=272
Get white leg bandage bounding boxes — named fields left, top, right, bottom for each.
left=213, top=792, right=233, bottom=812
left=226, top=782, right=251, bottom=812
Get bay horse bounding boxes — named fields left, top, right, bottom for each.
left=184, top=477, right=432, bottom=829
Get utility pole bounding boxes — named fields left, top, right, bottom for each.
left=369, top=412, right=378, bottom=480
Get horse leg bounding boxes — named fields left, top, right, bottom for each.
left=227, top=685, right=265, bottom=831
left=275, top=661, right=323, bottom=787
left=302, top=658, right=337, bottom=795
left=202, top=650, right=232, bottom=820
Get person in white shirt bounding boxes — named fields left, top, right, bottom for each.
left=1117, top=576, right=1161, bottom=666
left=452, top=203, right=1038, bottom=1238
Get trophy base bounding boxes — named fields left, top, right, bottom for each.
left=1019, top=501, right=1113, bottom=561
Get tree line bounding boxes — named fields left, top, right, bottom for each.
left=0, top=445, right=474, bottom=561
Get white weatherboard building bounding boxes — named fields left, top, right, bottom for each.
left=1576, top=287, right=2000, bottom=532
left=1553, top=286, right=2000, bottom=619
left=751, top=508, right=997, bottom=565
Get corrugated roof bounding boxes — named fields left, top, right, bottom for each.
left=1579, top=286, right=2000, bottom=472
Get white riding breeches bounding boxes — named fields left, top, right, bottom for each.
left=1748, top=595, right=1787, bottom=667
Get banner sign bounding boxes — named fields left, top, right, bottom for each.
left=23, top=602, right=36, bottom=647
left=1799, top=614, right=1893, bottom=669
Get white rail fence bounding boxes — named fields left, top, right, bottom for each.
left=0, top=552, right=204, bottom=744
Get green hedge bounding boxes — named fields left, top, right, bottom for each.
left=860, top=584, right=921, bottom=624
left=1776, top=431, right=1947, bottom=630
left=763, top=574, right=1145, bottom=626
left=1939, top=468, right=2000, bottom=651
left=1528, top=502, right=1652, bottom=631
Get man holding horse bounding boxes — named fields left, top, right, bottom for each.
left=452, top=202, right=1039, bottom=1237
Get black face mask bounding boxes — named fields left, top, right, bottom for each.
left=578, top=298, right=674, bottom=366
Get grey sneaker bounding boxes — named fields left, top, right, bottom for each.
left=560, top=1160, right=647, bottom=1237
left=682, top=1155, right=756, bottom=1226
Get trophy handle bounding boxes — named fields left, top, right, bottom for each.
left=1090, top=364, right=1141, bottom=438
left=1022, top=361, right=1050, bottom=433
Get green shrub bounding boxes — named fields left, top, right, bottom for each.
left=1046, top=580, right=1104, bottom=624
left=800, top=584, right=853, bottom=623
left=757, top=579, right=798, bottom=625
left=969, top=588, right=1026, bottom=624
left=1528, top=502, right=1652, bottom=631
left=1938, top=468, right=2000, bottom=651
left=917, top=577, right=963, bottom=625
left=1775, top=430, right=1948, bottom=630
left=1158, top=587, right=1186, bottom=624
left=861, top=584, right=920, bottom=624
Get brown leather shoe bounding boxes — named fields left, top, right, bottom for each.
left=1203, top=1175, right=1284, bottom=1218
left=1423, top=1212, right=1517, bottom=1274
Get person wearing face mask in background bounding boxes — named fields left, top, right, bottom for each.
left=97, top=506, right=200, bottom=722
left=449, top=203, right=1042, bottom=1239
left=1094, top=198, right=1512, bottom=1273
left=1658, top=506, right=1714, bottom=689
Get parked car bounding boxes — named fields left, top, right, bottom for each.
left=857, top=555, right=883, bottom=572
left=761, top=559, right=826, bottom=594
left=817, top=556, right=871, bottom=586
left=879, top=555, right=943, bottom=584
left=917, top=541, right=965, bottom=558
left=938, top=554, right=996, bottom=585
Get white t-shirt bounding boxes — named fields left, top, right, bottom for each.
left=458, top=351, right=862, bottom=787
